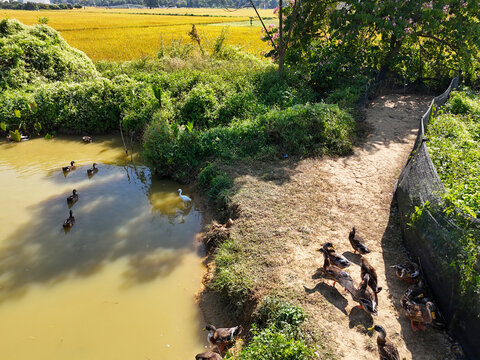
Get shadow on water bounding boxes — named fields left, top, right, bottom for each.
left=0, top=163, right=201, bottom=304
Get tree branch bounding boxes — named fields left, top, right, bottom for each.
left=249, top=0, right=277, bottom=51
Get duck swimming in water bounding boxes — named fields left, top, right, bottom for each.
left=62, top=161, right=76, bottom=172
left=63, top=210, right=75, bottom=229
left=67, top=189, right=79, bottom=206
left=87, top=163, right=98, bottom=176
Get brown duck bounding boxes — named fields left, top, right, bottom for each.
left=361, top=256, right=382, bottom=293
left=352, top=273, right=378, bottom=315
left=204, top=324, right=242, bottom=352
left=320, top=242, right=351, bottom=269
left=401, top=295, right=435, bottom=331
left=66, top=189, right=79, bottom=206
left=195, top=350, right=222, bottom=360
left=62, top=161, right=76, bottom=172
left=368, top=325, right=400, bottom=360
left=391, top=261, right=420, bottom=284
left=348, top=226, right=370, bottom=254
left=62, top=210, right=75, bottom=228
left=318, top=248, right=356, bottom=294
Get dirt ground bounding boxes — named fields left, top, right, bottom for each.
left=199, top=94, right=459, bottom=359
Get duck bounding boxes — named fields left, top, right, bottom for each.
left=348, top=226, right=370, bottom=254
left=319, top=242, right=351, bottom=268
left=87, top=163, right=98, bottom=176
left=318, top=248, right=356, bottom=294
left=203, top=324, right=243, bottom=352
left=368, top=325, right=400, bottom=360
left=66, top=189, right=79, bottom=205
left=82, top=136, right=92, bottom=143
left=195, top=350, right=222, bottom=360
left=62, top=161, right=76, bottom=172
left=361, top=256, right=382, bottom=293
left=403, top=280, right=426, bottom=303
left=63, top=210, right=75, bottom=228
left=401, top=295, right=435, bottom=331
left=178, top=189, right=192, bottom=202
left=391, top=261, right=420, bottom=284
left=352, top=273, right=378, bottom=315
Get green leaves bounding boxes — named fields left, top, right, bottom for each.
left=28, top=101, right=38, bottom=114
left=185, top=120, right=194, bottom=133
left=9, top=129, right=21, bottom=142
left=0, top=122, right=6, bottom=131
left=14, top=109, right=21, bottom=118
left=34, top=122, right=42, bottom=133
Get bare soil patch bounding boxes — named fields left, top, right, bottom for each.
left=200, top=94, right=458, bottom=359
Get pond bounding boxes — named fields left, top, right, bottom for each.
left=0, top=136, right=208, bottom=359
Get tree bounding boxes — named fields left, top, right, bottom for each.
left=266, top=0, right=480, bottom=93
left=145, top=0, right=158, bottom=9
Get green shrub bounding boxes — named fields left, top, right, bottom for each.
left=428, top=93, right=480, bottom=218
left=235, top=297, right=313, bottom=360
left=0, top=77, right=157, bottom=134
left=179, top=83, right=218, bottom=129
left=258, top=102, right=355, bottom=156
left=0, top=19, right=97, bottom=90
left=237, top=325, right=314, bottom=360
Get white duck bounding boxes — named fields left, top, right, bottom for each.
left=178, top=189, right=192, bottom=202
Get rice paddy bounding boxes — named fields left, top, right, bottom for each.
left=1, top=7, right=275, bottom=61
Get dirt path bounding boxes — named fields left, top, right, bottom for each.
left=223, top=94, right=457, bottom=359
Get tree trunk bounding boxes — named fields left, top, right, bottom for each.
left=376, top=35, right=403, bottom=83
left=278, top=0, right=284, bottom=78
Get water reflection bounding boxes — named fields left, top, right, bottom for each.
left=0, top=137, right=207, bottom=359
left=0, top=163, right=200, bottom=303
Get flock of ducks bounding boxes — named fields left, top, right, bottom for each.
left=317, top=226, right=440, bottom=360
left=61, top=162, right=98, bottom=229
left=61, top=136, right=192, bottom=230
left=61, top=137, right=100, bottom=229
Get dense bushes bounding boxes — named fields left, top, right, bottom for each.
left=0, top=19, right=97, bottom=90
left=428, top=90, right=480, bottom=218
left=233, top=297, right=314, bottom=360
left=143, top=103, right=355, bottom=181
left=0, top=77, right=156, bottom=133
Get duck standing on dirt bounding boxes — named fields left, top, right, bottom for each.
left=368, top=325, right=400, bottom=360
left=320, top=242, right=351, bottom=269
left=353, top=273, right=378, bottom=315
left=204, top=324, right=243, bottom=353
left=391, top=261, right=420, bottom=284
left=195, top=350, right=222, bottom=360
left=401, top=293, right=435, bottom=331
left=361, top=256, right=382, bottom=293
left=348, top=226, right=370, bottom=254
left=319, top=248, right=356, bottom=294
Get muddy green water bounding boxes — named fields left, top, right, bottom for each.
left=0, top=137, right=209, bottom=359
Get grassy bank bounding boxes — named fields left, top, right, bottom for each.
left=426, top=89, right=480, bottom=297
left=428, top=89, right=480, bottom=219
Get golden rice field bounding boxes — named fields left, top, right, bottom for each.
left=1, top=7, right=276, bottom=61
